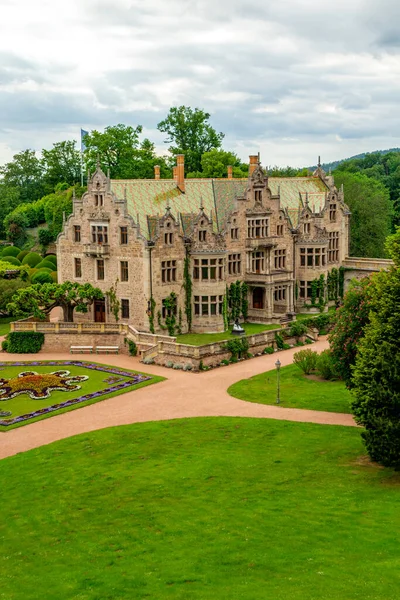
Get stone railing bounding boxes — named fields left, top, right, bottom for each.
left=342, top=257, right=393, bottom=271
left=126, top=324, right=176, bottom=345
left=11, top=321, right=129, bottom=334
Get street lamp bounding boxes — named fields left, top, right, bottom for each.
left=275, top=359, right=281, bottom=404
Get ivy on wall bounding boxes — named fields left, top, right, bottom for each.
left=227, top=281, right=248, bottom=324
left=183, top=251, right=192, bottom=332
left=148, top=297, right=156, bottom=334
left=157, top=292, right=178, bottom=337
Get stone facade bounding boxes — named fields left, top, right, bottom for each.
left=57, top=155, right=352, bottom=333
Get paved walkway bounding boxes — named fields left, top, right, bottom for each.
left=0, top=337, right=356, bottom=460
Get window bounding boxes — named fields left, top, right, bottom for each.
left=249, top=251, right=265, bottom=273
left=199, top=229, right=207, bottom=242
left=247, top=218, right=269, bottom=238
left=274, top=286, right=286, bottom=302
left=74, top=258, right=82, bottom=278
left=299, top=247, right=326, bottom=268
left=120, top=227, right=128, bottom=245
left=193, top=257, right=224, bottom=281
left=255, top=190, right=262, bottom=203
left=162, top=297, right=177, bottom=319
left=228, top=253, right=241, bottom=275
left=328, top=232, right=339, bottom=262
left=94, top=194, right=103, bottom=207
left=276, top=224, right=284, bottom=236
left=161, top=260, right=177, bottom=283
left=299, top=281, right=313, bottom=299
left=164, top=232, right=173, bottom=245
left=74, top=225, right=81, bottom=242
left=274, top=249, right=286, bottom=270
left=97, top=259, right=104, bottom=280
left=304, top=222, right=311, bottom=234
left=120, top=261, right=129, bottom=282
left=231, top=226, right=239, bottom=239
left=194, top=295, right=224, bottom=316
left=329, top=203, right=337, bottom=221
left=121, top=299, right=130, bottom=319
left=91, top=225, right=108, bottom=244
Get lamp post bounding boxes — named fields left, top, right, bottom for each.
left=275, top=359, right=281, bottom=404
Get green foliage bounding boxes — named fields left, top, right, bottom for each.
left=263, top=346, right=274, bottom=354
left=192, top=148, right=247, bottom=178
left=289, top=321, right=308, bottom=338
left=385, top=226, right=400, bottom=265
left=0, top=185, right=20, bottom=238
left=1, top=246, right=20, bottom=258
left=333, top=171, right=393, bottom=257
left=6, top=331, right=45, bottom=353
left=17, top=250, right=29, bottom=262
left=148, top=297, right=156, bottom=334
left=36, top=260, right=56, bottom=271
left=226, top=281, right=248, bottom=324
left=329, top=278, right=375, bottom=387
left=225, top=337, right=249, bottom=360
left=41, top=140, right=81, bottom=190
left=38, top=228, right=54, bottom=249
left=106, top=280, right=120, bottom=322
left=157, top=106, right=224, bottom=174
left=31, top=270, right=53, bottom=284
left=274, top=332, right=285, bottom=350
left=300, top=313, right=334, bottom=333
left=3, top=209, right=29, bottom=245
left=1, top=339, right=8, bottom=351
left=0, top=278, right=29, bottom=315
left=317, top=350, right=339, bottom=380
left=22, top=252, right=42, bottom=267
left=50, top=272, right=58, bottom=283
left=327, top=268, right=339, bottom=301
left=126, top=339, right=138, bottom=356
left=158, top=293, right=178, bottom=336
left=1, top=256, right=20, bottom=266
left=293, top=349, right=318, bottom=374
left=0, top=149, right=44, bottom=204
left=183, top=252, right=192, bottom=331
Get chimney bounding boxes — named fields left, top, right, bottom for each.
left=227, top=165, right=233, bottom=179
left=173, top=166, right=178, bottom=181
left=154, top=165, right=160, bottom=180
left=249, top=155, right=258, bottom=176
left=176, top=154, right=185, bottom=192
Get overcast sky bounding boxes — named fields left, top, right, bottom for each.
left=1, top=0, right=400, bottom=168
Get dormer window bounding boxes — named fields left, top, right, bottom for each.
left=164, top=232, right=173, bottom=245
left=255, top=190, right=262, bottom=203
left=304, top=222, right=310, bottom=234
left=199, top=230, right=207, bottom=242
left=330, top=203, right=337, bottom=221
left=94, top=194, right=103, bottom=207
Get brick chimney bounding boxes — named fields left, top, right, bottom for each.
left=227, top=165, right=233, bottom=179
left=176, top=154, right=185, bottom=192
left=173, top=166, right=178, bottom=181
left=249, top=155, right=258, bottom=176
left=154, top=165, right=160, bottom=180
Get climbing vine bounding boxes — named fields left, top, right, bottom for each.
left=222, top=292, right=229, bottom=331
left=106, top=280, right=120, bottom=322
left=183, top=250, right=192, bottom=332
left=327, top=268, right=339, bottom=301
left=241, top=282, right=249, bottom=320
left=148, top=297, right=156, bottom=334
left=157, top=292, right=178, bottom=336
left=338, top=266, right=345, bottom=299
left=227, top=281, right=249, bottom=324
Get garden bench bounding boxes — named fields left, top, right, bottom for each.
left=95, top=346, right=119, bottom=354
left=70, top=346, right=93, bottom=354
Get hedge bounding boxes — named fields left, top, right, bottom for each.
left=2, top=256, right=21, bottom=266
left=6, top=331, right=45, bottom=353
left=17, top=250, right=30, bottom=262
left=22, top=252, right=42, bottom=267
left=45, top=255, right=57, bottom=266
left=36, top=260, right=56, bottom=271
left=2, top=246, right=21, bottom=258
left=31, top=271, right=53, bottom=284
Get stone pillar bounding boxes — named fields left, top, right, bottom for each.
left=266, top=286, right=273, bottom=319
left=176, top=154, right=185, bottom=192
left=154, top=165, right=160, bottom=180
left=227, top=165, right=233, bottom=179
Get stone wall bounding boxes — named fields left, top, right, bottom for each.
left=41, top=333, right=127, bottom=354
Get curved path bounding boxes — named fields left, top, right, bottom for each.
left=0, top=337, right=356, bottom=460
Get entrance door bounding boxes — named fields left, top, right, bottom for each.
left=94, top=299, right=106, bottom=323
left=252, top=287, right=264, bottom=309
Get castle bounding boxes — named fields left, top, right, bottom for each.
left=57, top=154, right=351, bottom=333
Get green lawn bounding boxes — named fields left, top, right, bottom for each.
left=0, top=361, right=164, bottom=431
left=0, top=316, right=13, bottom=336
left=177, top=322, right=280, bottom=346
left=1, top=418, right=400, bottom=599
left=228, top=364, right=351, bottom=413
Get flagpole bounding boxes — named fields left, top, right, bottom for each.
left=80, top=151, right=84, bottom=187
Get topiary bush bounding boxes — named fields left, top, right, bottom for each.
left=1, top=339, right=8, bottom=352
left=45, top=255, right=57, bottom=266
left=36, top=260, right=56, bottom=271
left=17, top=250, right=29, bottom=262
left=31, top=270, right=53, bottom=284
left=293, top=349, right=318, bottom=374
left=1, top=256, right=21, bottom=266
left=50, top=271, right=58, bottom=283
left=6, top=331, right=45, bottom=353
left=317, top=349, right=339, bottom=380
left=2, top=246, right=21, bottom=258
left=22, top=252, right=42, bottom=268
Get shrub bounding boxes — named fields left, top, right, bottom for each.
left=143, top=357, right=154, bottom=365
left=275, top=332, right=285, bottom=349
left=166, top=361, right=173, bottom=368
left=225, top=337, right=249, bottom=360
left=50, top=271, right=58, bottom=283
left=1, top=339, right=8, bottom=352
left=7, top=331, right=45, bottom=353
left=229, top=356, right=238, bottom=364
left=1, top=246, right=21, bottom=258
left=316, top=349, right=339, bottom=380
left=295, top=341, right=305, bottom=347
left=293, top=349, right=318, bottom=374
left=199, top=360, right=204, bottom=371
left=263, top=346, right=274, bottom=354
left=22, top=252, right=42, bottom=268
left=183, top=363, right=192, bottom=371
left=127, top=339, right=137, bottom=356
left=45, top=255, right=57, bottom=266
left=1, top=256, right=21, bottom=266
left=220, top=359, right=230, bottom=365
left=36, top=260, right=56, bottom=271
left=28, top=268, right=38, bottom=281
left=289, top=321, right=308, bottom=338
left=305, top=338, right=313, bottom=345
left=173, top=363, right=183, bottom=370
left=38, top=229, right=54, bottom=248
left=17, top=250, right=29, bottom=262
left=282, top=343, right=291, bottom=350
left=31, top=271, right=53, bottom=284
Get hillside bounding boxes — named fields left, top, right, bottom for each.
left=308, top=148, right=400, bottom=172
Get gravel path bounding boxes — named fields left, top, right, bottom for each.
left=0, top=337, right=356, bottom=460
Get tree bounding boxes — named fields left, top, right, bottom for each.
left=42, top=140, right=81, bottom=191
left=0, top=185, right=20, bottom=238
left=3, top=209, right=29, bottom=246
left=7, top=281, right=104, bottom=322
left=157, top=106, right=224, bottom=174
left=186, top=149, right=247, bottom=179
left=82, top=124, right=143, bottom=178
left=0, top=279, right=29, bottom=316
left=351, top=228, right=400, bottom=468
left=329, top=277, right=376, bottom=387
left=333, top=171, right=393, bottom=258
left=0, top=149, right=44, bottom=203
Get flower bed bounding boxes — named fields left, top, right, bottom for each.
left=0, top=361, right=151, bottom=427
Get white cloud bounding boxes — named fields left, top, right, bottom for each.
left=0, top=0, right=400, bottom=167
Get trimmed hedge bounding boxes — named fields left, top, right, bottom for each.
left=17, top=250, right=30, bottom=262
left=6, top=331, right=45, bottom=353
left=22, top=252, right=42, bottom=267
left=36, top=260, right=56, bottom=271
left=45, top=255, right=57, bottom=266
left=2, top=256, right=21, bottom=266
left=50, top=271, right=58, bottom=283
left=31, top=271, right=53, bottom=284
left=1, top=246, right=21, bottom=258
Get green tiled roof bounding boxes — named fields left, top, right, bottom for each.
left=110, top=175, right=329, bottom=239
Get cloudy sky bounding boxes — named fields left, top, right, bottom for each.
left=1, top=0, right=400, bottom=167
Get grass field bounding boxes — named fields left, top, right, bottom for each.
left=0, top=361, right=164, bottom=430
left=1, top=418, right=399, bottom=599
left=228, top=363, right=352, bottom=413
left=177, top=322, right=280, bottom=346
left=0, top=316, right=13, bottom=336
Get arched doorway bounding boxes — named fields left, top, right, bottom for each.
left=252, top=287, right=264, bottom=310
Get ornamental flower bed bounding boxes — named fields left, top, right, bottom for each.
left=0, top=370, right=89, bottom=400
left=0, top=361, right=151, bottom=427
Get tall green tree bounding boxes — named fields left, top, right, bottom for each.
left=42, top=140, right=81, bottom=191
left=351, top=228, right=400, bottom=468
left=0, top=149, right=44, bottom=203
left=157, top=106, right=224, bottom=174
left=82, top=124, right=143, bottom=178
left=186, top=149, right=247, bottom=178
left=0, top=185, right=20, bottom=238
left=333, top=171, right=393, bottom=258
